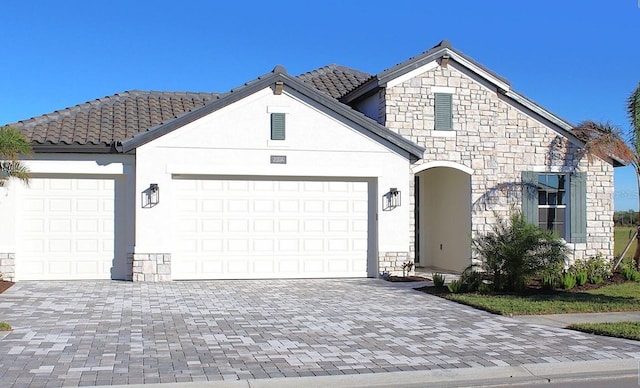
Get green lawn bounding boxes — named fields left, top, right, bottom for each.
left=441, top=282, right=640, bottom=315
left=568, top=321, right=640, bottom=341
left=615, top=226, right=637, bottom=260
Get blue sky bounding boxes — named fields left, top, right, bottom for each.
left=1, top=1, right=639, bottom=209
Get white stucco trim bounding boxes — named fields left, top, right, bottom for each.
left=23, top=160, right=125, bottom=175
left=531, top=165, right=576, bottom=173
left=386, top=62, right=439, bottom=88
left=431, top=130, right=456, bottom=138
left=412, top=161, right=474, bottom=175
left=266, top=105, right=290, bottom=113
left=431, top=86, right=455, bottom=94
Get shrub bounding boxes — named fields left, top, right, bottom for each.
left=478, top=283, right=492, bottom=294
left=575, top=270, right=588, bottom=286
left=562, top=272, right=577, bottom=290
left=432, top=273, right=445, bottom=288
left=0, top=322, right=10, bottom=331
left=447, top=279, right=464, bottom=293
left=401, top=261, right=414, bottom=277
left=541, top=272, right=557, bottom=290
left=619, top=258, right=640, bottom=281
left=585, top=254, right=612, bottom=284
left=461, top=266, right=484, bottom=292
left=472, top=211, right=568, bottom=292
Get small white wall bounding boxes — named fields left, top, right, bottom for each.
left=134, top=86, right=413, bottom=268
left=419, top=167, right=471, bottom=272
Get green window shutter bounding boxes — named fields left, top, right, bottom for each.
left=434, top=93, right=453, bottom=130
left=271, top=113, right=285, bottom=140
left=570, top=172, right=587, bottom=243
left=521, top=171, right=538, bottom=225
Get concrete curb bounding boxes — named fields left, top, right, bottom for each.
left=97, top=359, right=639, bottom=388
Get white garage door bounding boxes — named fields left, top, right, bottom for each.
left=16, top=177, right=115, bottom=280
left=172, top=178, right=370, bottom=279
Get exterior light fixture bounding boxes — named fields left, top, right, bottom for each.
left=382, top=187, right=401, bottom=211
left=142, top=183, right=160, bottom=208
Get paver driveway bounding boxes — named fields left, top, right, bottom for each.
left=1, top=279, right=640, bottom=387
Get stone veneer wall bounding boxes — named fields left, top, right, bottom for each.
left=378, top=251, right=411, bottom=275
left=383, top=63, right=614, bottom=267
left=130, top=253, right=171, bottom=282
left=0, top=253, right=15, bottom=282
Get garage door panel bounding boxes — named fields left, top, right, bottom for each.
left=17, top=177, right=115, bottom=280
left=173, top=178, right=369, bottom=280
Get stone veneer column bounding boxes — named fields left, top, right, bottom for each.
left=0, top=253, right=15, bottom=282
left=378, top=251, right=411, bottom=275
left=130, top=253, right=171, bottom=281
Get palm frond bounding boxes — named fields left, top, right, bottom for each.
left=573, top=120, right=636, bottom=165
left=629, top=82, right=640, bottom=145
left=0, top=126, right=32, bottom=160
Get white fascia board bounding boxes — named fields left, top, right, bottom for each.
left=448, top=50, right=511, bottom=92
left=23, top=160, right=125, bottom=175
left=385, top=62, right=439, bottom=88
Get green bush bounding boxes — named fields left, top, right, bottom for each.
left=619, top=258, right=640, bottom=281
left=461, top=266, right=484, bottom=292
left=585, top=254, right=612, bottom=284
left=447, top=279, right=464, bottom=293
left=478, top=283, right=492, bottom=294
left=541, top=272, right=557, bottom=290
left=432, top=273, right=445, bottom=288
left=575, top=270, right=588, bottom=286
left=472, top=211, right=568, bottom=292
left=0, top=322, right=11, bottom=331
left=562, top=272, right=577, bottom=290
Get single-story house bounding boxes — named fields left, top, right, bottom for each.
left=0, top=40, right=624, bottom=282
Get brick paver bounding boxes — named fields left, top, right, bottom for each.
left=0, top=279, right=639, bottom=386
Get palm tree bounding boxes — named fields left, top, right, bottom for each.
left=0, top=125, right=31, bottom=187
left=627, top=83, right=640, bottom=265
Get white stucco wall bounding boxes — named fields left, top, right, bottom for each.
left=133, top=86, right=413, bottom=274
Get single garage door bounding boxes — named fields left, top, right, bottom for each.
left=16, top=177, right=115, bottom=280
left=172, top=177, right=370, bottom=279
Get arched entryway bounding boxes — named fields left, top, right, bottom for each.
left=414, top=163, right=472, bottom=273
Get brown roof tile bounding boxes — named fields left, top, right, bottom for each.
left=9, top=90, right=219, bottom=148
left=297, top=65, right=372, bottom=99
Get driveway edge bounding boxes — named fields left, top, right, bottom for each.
left=97, top=359, right=640, bottom=388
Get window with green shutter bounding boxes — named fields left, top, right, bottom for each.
left=521, top=171, right=587, bottom=242
left=434, top=93, right=453, bottom=130
left=271, top=113, right=286, bottom=140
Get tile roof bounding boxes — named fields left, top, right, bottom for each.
left=9, top=90, right=219, bottom=149
left=297, top=65, right=372, bottom=99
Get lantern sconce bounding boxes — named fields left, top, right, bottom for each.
left=382, top=187, right=401, bottom=211
left=142, top=183, right=160, bottom=208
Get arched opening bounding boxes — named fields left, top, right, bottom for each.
left=415, top=166, right=472, bottom=272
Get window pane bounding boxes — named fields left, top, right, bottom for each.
left=547, top=175, right=558, bottom=189
left=548, top=192, right=557, bottom=206
left=558, top=175, right=566, bottom=190
left=557, top=191, right=565, bottom=205
left=538, top=191, right=547, bottom=205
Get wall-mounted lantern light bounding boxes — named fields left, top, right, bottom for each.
left=142, top=183, right=159, bottom=208
left=382, top=187, right=401, bottom=211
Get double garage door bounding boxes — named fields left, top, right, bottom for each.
left=16, top=176, right=115, bottom=280
left=13, top=176, right=371, bottom=280
left=172, top=177, right=371, bottom=279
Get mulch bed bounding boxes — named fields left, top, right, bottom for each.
left=0, top=281, right=14, bottom=294
left=384, top=275, right=430, bottom=282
